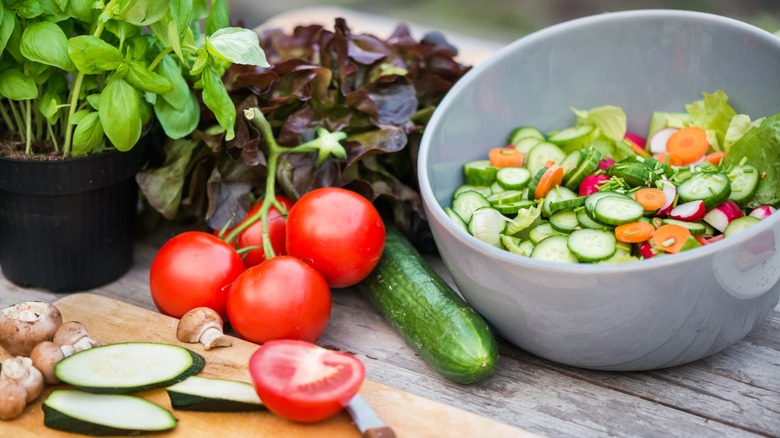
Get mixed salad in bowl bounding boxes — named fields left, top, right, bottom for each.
left=445, top=90, right=780, bottom=264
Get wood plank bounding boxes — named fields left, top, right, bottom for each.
left=0, top=293, right=528, bottom=438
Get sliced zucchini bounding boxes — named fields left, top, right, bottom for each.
left=43, top=390, right=177, bottom=436
left=166, top=375, right=264, bottom=412
left=55, top=342, right=205, bottom=394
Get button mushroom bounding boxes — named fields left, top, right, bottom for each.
left=0, top=379, right=27, bottom=421
left=0, top=301, right=63, bottom=356
left=30, top=341, right=65, bottom=385
left=1, top=357, right=44, bottom=403
left=52, top=321, right=100, bottom=354
left=176, top=307, right=233, bottom=350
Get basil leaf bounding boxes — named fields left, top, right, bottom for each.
left=0, top=69, right=38, bottom=100
left=0, top=9, right=14, bottom=55
left=68, top=36, right=123, bottom=74
left=115, top=0, right=168, bottom=26
left=201, top=65, right=235, bottom=141
left=157, top=55, right=189, bottom=110
left=105, top=20, right=140, bottom=41
left=65, top=0, right=96, bottom=22
left=154, top=91, right=199, bottom=139
left=72, top=111, right=104, bottom=155
left=167, top=20, right=185, bottom=63
left=17, top=1, right=43, bottom=19
left=20, top=21, right=74, bottom=71
left=205, top=0, right=228, bottom=36
left=206, top=27, right=268, bottom=67
left=99, top=78, right=142, bottom=151
left=126, top=60, right=172, bottom=94
left=169, top=0, right=192, bottom=39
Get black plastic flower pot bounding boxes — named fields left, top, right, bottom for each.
left=0, top=137, right=154, bottom=293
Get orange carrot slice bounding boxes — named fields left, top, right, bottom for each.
left=615, top=221, right=655, bottom=243
left=653, top=152, right=683, bottom=167
left=703, top=151, right=727, bottom=166
left=665, top=126, right=709, bottom=165
left=489, top=147, right=524, bottom=168
left=651, top=224, right=691, bottom=253
left=629, top=141, right=650, bottom=156
left=534, top=164, right=564, bottom=199
left=634, top=187, right=666, bottom=212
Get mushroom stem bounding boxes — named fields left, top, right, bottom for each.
left=199, top=327, right=234, bottom=350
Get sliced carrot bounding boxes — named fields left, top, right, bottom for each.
left=665, top=126, right=709, bottom=165
left=651, top=224, right=691, bottom=254
left=653, top=152, right=683, bottom=167
left=628, top=140, right=650, bottom=156
left=633, top=187, right=666, bottom=212
left=533, top=164, right=564, bottom=199
left=704, top=151, right=727, bottom=166
left=489, top=147, right=523, bottom=168
left=615, top=221, right=655, bottom=243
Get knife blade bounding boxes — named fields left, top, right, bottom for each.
left=346, top=394, right=395, bottom=438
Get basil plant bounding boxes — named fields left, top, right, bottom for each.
left=0, top=0, right=268, bottom=156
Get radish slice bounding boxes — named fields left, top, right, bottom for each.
left=749, top=205, right=776, bottom=220
left=649, top=128, right=678, bottom=154
left=668, top=200, right=706, bottom=221
left=703, top=200, right=744, bottom=233
left=638, top=241, right=656, bottom=259
left=656, top=180, right=677, bottom=217
left=597, top=158, right=615, bottom=171
left=624, top=131, right=646, bottom=148
left=579, top=174, right=610, bottom=196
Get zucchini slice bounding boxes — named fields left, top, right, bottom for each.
left=166, top=375, right=265, bottom=412
left=55, top=342, right=205, bottom=394
left=43, top=390, right=177, bottom=436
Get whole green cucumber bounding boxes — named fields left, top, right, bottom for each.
left=357, top=224, right=499, bottom=384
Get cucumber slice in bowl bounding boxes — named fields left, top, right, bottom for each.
left=55, top=342, right=205, bottom=394
left=43, top=390, right=177, bottom=435
left=166, top=375, right=264, bottom=412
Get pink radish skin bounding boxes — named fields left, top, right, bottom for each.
left=703, top=200, right=744, bottom=233
left=579, top=174, right=610, bottom=196
left=655, top=180, right=677, bottom=217
left=649, top=127, right=678, bottom=154
left=597, top=158, right=615, bottom=171
left=624, top=131, right=646, bottom=148
left=669, top=200, right=706, bottom=221
left=638, top=241, right=656, bottom=259
left=749, top=205, right=776, bottom=220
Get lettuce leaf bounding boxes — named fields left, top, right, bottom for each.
left=724, top=112, right=780, bottom=208
left=573, top=105, right=626, bottom=141
left=685, top=90, right=737, bottom=151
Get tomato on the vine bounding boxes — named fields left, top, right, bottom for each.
left=249, top=339, right=365, bottom=423
left=229, top=196, right=294, bottom=268
left=226, top=256, right=331, bottom=344
left=149, top=231, right=244, bottom=319
left=286, top=187, right=385, bottom=288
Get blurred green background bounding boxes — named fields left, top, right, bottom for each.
left=229, top=0, right=780, bottom=44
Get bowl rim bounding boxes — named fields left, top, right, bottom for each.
left=418, top=9, right=780, bottom=274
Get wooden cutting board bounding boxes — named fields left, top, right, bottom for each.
left=0, top=293, right=532, bottom=437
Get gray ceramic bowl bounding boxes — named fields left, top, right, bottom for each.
left=418, top=10, right=780, bottom=371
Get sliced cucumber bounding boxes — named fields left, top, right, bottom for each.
left=453, top=184, right=492, bottom=198
left=500, top=234, right=534, bottom=256
left=661, top=218, right=708, bottom=235
left=496, top=166, right=532, bottom=190
left=547, top=124, right=595, bottom=150
left=528, top=222, right=563, bottom=244
left=166, top=376, right=264, bottom=412
left=468, top=207, right=507, bottom=248
left=493, top=199, right=536, bottom=215
left=724, top=216, right=761, bottom=238
left=526, top=142, right=566, bottom=176
left=676, top=172, right=731, bottom=210
left=726, top=164, right=760, bottom=207
left=567, top=229, right=617, bottom=262
left=563, top=148, right=602, bottom=190
left=541, top=185, right=578, bottom=217
left=43, top=390, right=177, bottom=435
left=444, top=207, right=469, bottom=233
left=464, top=160, right=498, bottom=186
left=487, top=189, right=525, bottom=205
left=452, top=190, right=490, bottom=223
left=508, top=125, right=545, bottom=145
left=591, top=196, right=645, bottom=226
left=55, top=342, right=205, bottom=394
left=530, top=235, right=578, bottom=263
left=513, top=136, right=543, bottom=155
left=577, top=208, right=611, bottom=230
left=549, top=209, right=580, bottom=233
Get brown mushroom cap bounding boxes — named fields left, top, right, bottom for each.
left=0, top=302, right=63, bottom=356
left=0, top=379, right=27, bottom=421
left=30, top=341, right=65, bottom=385
left=1, top=357, right=44, bottom=403
left=176, top=307, right=225, bottom=342
left=53, top=321, right=89, bottom=347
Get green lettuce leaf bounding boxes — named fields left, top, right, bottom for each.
left=685, top=90, right=737, bottom=151
left=724, top=112, right=780, bottom=208
left=572, top=105, right=626, bottom=141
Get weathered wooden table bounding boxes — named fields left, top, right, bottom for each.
left=2, top=7, right=779, bottom=438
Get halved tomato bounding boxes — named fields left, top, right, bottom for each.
left=248, top=340, right=365, bottom=423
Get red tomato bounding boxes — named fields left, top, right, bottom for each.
left=234, top=196, right=294, bottom=268
left=226, top=256, right=331, bottom=344
left=150, top=231, right=244, bottom=319
left=286, top=188, right=385, bottom=288
left=249, top=340, right=365, bottom=423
